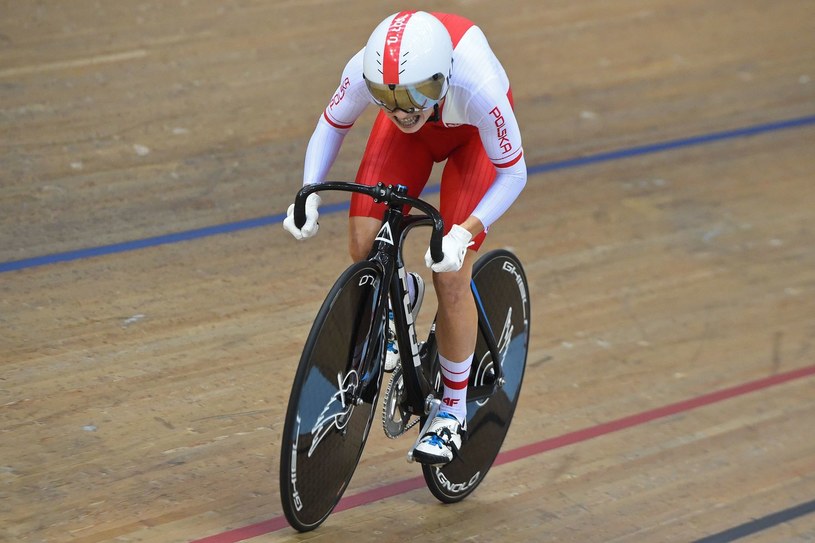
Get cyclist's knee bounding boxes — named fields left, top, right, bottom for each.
left=433, top=268, right=473, bottom=306
left=348, top=216, right=380, bottom=262
left=348, top=236, right=370, bottom=262
left=434, top=251, right=477, bottom=303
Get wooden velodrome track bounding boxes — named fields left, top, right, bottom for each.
left=1, top=0, right=814, bottom=541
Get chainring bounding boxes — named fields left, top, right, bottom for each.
left=382, top=365, right=419, bottom=438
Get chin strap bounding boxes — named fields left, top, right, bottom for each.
left=430, top=103, right=440, bottom=123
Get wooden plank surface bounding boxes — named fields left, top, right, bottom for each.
left=1, top=1, right=814, bottom=542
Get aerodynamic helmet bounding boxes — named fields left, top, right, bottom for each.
left=362, top=11, right=453, bottom=113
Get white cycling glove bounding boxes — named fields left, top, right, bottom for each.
left=424, top=224, right=474, bottom=273
left=283, top=193, right=321, bottom=240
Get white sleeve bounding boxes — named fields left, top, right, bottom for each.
left=321, top=48, right=371, bottom=129
left=302, top=115, right=348, bottom=186
left=302, top=48, right=372, bottom=186
left=468, top=86, right=527, bottom=229
left=471, top=154, right=527, bottom=230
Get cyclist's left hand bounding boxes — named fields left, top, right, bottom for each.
left=425, top=224, right=474, bottom=273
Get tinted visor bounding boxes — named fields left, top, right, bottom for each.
left=365, top=73, right=446, bottom=113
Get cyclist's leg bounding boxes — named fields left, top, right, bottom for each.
left=349, top=111, right=433, bottom=262
left=348, top=217, right=381, bottom=263
left=432, top=250, right=478, bottom=419
left=413, top=129, right=496, bottom=464
left=434, top=131, right=496, bottom=408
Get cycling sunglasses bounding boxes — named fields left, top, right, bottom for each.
left=364, top=73, right=446, bottom=114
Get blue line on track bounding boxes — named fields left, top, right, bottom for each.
left=691, top=498, right=815, bottom=543
left=527, top=114, right=815, bottom=174
left=2, top=114, right=814, bottom=274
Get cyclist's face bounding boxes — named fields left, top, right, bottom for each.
left=382, top=106, right=435, bottom=134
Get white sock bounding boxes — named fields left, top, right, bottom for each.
left=438, top=353, right=472, bottom=423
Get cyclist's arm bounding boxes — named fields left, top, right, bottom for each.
left=468, top=85, right=527, bottom=231
left=303, top=48, right=371, bottom=186
left=303, top=117, right=348, bottom=185
left=470, top=153, right=527, bottom=233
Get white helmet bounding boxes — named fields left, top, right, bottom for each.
left=362, top=11, right=453, bottom=113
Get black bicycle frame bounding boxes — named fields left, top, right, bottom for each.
left=293, top=182, right=505, bottom=413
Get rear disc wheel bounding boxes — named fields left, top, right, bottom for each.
left=422, top=249, right=531, bottom=503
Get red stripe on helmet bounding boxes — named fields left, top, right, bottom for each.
left=382, top=11, right=415, bottom=84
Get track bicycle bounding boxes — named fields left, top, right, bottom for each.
left=279, top=181, right=530, bottom=531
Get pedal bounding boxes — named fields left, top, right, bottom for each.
left=406, top=397, right=441, bottom=463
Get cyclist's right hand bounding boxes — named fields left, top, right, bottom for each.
left=283, top=193, right=321, bottom=240
left=424, top=224, right=474, bottom=273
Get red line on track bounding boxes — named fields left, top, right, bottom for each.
left=190, top=364, right=815, bottom=543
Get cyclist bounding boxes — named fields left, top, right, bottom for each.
left=284, top=10, right=526, bottom=465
